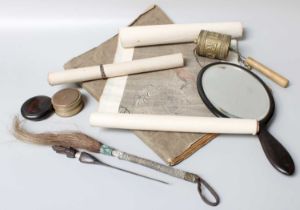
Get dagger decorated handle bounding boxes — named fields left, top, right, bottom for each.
left=112, top=149, right=198, bottom=182
left=111, top=149, right=220, bottom=206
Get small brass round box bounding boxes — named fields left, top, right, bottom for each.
left=51, top=88, right=83, bottom=117
left=195, top=30, right=231, bottom=60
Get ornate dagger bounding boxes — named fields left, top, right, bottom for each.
left=13, top=117, right=219, bottom=206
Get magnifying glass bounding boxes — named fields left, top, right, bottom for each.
left=197, top=62, right=294, bottom=175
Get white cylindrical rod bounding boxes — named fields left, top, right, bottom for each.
left=89, top=113, right=258, bottom=135
left=48, top=53, right=184, bottom=85
left=120, top=22, right=243, bottom=48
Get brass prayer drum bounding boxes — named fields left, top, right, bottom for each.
left=195, top=30, right=231, bottom=60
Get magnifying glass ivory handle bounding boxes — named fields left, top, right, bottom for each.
left=89, top=113, right=259, bottom=135
left=244, top=57, right=289, bottom=88
left=48, top=53, right=184, bottom=85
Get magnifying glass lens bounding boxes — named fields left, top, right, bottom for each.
left=200, top=63, right=270, bottom=120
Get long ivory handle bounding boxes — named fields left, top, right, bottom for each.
left=120, top=22, right=243, bottom=48
left=89, top=113, right=258, bottom=135
left=48, top=53, right=184, bottom=85
left=245, top=57, right=289, bottom=88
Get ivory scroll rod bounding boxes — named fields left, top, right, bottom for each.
left=89, top=113, right=259, bottom=135
left=119, top=22, right=243, bottom=48
left=48, top=53, right=184, bottom=85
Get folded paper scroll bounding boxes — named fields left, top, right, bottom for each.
left=64, top=5, right=242, bottom=165
left=120, top=22, right=243, bottom=48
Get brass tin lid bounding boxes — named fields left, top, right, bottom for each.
left=51, top=88, right=83, bottom=117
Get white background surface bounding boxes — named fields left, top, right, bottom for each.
left=0, top=1, right=299, bottom=209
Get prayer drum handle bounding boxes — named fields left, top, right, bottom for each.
left=244, top=57, right=289, bottom=88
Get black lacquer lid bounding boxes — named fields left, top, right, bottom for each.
left=21, top=95, right=53, bottom=121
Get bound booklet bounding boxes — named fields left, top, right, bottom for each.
left=64, top=5, right=238, bottom=165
